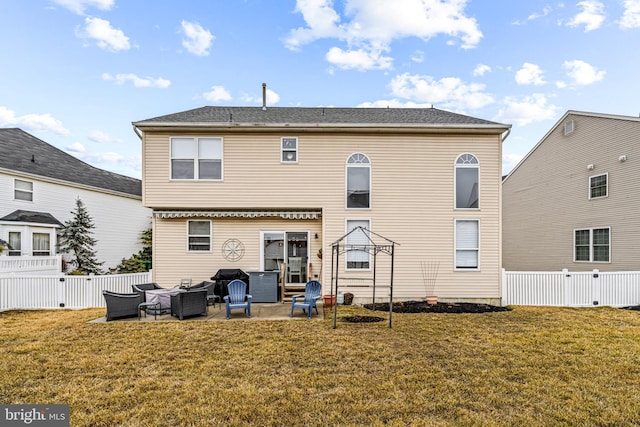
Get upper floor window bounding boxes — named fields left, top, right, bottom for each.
left=455, top=153, right=479, bottom=209
left=14, top=179, right=33, bottom=201
left=564, top=120, right=574, bottom=135
left=187, top=220, right=211, bottom=252
left=281, top=137, right=298, bottom=163
left=589, top=173, right=607, bottom=199
left=575, top=227, right=610, bottom=262
left=346, top=219, right=371, bottom=270
left=171, top=137, right=222, bottom=180
left=32, top=233, right=50, bottom=256
left=346, top=153, right=370, bottom=209
left=455, top=219, right=479, bottom=270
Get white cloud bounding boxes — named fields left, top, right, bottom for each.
left=77, top=17, right=131, bottom=52
left=528, top=6, right=552, bottom=21
left=102, top=73, right=171, bottom=88
left=285, top=0, right=483, bottom=71
left=356, top=99, right=431, bottom=108
left=389, top=73, right=494, bottom=110
left=202, top=86, right=232, bottom=102
left=512, top=5, right=553, bottom=25
left=181, top=21, right=214, bottom=56
left=502, top=153, right=524, bottom=176
left=620, top=0, right=640, bottom=28
left=326, top=46, right=393, bottom=70
left=495, top=94, right=560, bottom=126
left=66, top=142, right=86, bottom=153
left=411, top=50, right=424, bottom=63
left=51, top=0, right=114, bottom=15
left=473, top=64, right=491, bottom=76
left=241, top=88, right=281, bottom=106
left=567, top=0, right=605, bottom=31
left=0, top=106, right=71, bottom=136
left=515, top=62, right=546, bottom=85
left=563, top=59, right=605, bottom=85
left=88, top=130, right=112, bottom=143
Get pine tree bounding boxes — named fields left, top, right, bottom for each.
left=58, top=198, right=104, bottom=274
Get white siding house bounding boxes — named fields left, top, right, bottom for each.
left=0, top=128, right=151, bottom=271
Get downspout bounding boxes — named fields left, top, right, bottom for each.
left=501, top=127, right=511, bottom=143
left=132, top=124, right=142, bottom=140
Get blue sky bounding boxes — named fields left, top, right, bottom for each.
left=1, top=0, right=639, bottom=179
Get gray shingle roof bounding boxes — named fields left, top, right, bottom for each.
left=0, top=210, right=63, bottom=226
left=133, top=106, right=509, bottom=129
left=0, top=128, right=141, bottom=197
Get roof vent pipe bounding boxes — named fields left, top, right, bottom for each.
left=262, top=83, right=267, bottom=111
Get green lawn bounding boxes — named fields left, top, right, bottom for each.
left=1, top=305, right=640, bottom=426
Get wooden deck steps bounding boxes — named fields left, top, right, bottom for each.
left=281, top=285, right=307, bottom=302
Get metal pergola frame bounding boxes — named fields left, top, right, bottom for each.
left=329, top=227, right=398, bottom=328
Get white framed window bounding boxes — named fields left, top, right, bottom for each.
left=8, top=232, right=21, bottom=256
left=32, top=233, right=50, bottom=256
left=455, top=153, right=479, bottom=209
left=346, top=219, right=371, bottom=270
left=455, top=219, right=479, bottom=270
left=346, top=153, right=371, bottom=209
left=575, top=227, right=610, bottom=262
left=281, top=137, right=298, bottom=163
left=187, top=220, right=211, bottom=252
left=171, top=137, right=223, bottom=180
left=564, top=120, right=574, bottom=135
left=589, top=173, right=608, bottom=199
left=14, top=179, right=33, bottom=201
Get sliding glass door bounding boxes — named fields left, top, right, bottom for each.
left=262, top=231, right=309, bottom=284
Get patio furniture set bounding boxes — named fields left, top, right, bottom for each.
left=102, top=278, right=323, bottom=322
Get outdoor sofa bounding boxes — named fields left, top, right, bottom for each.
left=103, top=290, right=143, bottom=321
left=171, top=288, right=208, bottom=320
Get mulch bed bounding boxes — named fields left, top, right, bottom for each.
left=362, top=300, right=511, bottom=314
left=341, top=315, right=386, bottom=323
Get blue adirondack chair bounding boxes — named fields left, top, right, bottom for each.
left=290, top=280, right=322, bottom=319
left=223, top=279, right=252, bottom=319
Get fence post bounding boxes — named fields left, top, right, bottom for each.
left=562, top=268, right=570, bottom=306
left=58, top=274, right=66, bottom=308
left=501, top=268, right=507, bottom=306
left=592, top=269, right=600, bottom=306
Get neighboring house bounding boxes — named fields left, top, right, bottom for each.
left=0, top=128, right=152, bottom=271
left=503, top=111, right=640, bottom=272
left=133, top=104, right=510, bottom=303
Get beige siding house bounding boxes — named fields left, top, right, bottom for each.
left=133, top=105, right=510, bottom=304
left=503, top=111, right=640, bottom=272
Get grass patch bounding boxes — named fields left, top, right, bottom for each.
left=1, top=306, right=640, bottom=426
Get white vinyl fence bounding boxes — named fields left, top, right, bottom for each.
left=502, top=269, right=640, bottom=307
left=0, top=271, right=152, bottom=310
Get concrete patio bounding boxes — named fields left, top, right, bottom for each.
left=92, top=301, right=329, bottom=323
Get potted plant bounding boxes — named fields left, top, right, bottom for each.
left=323, top=294, right=336, bottom=307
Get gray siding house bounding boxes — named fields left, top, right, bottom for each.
left=0, top=128, right=151, bottom=271
left=503, top=111, right=640, bottom=272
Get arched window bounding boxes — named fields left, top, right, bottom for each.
left=455, top=153, right=479, bottom=209
left=346, top=153, right=371, bottom=209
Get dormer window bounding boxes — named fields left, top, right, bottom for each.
left=281, top=137, right=298, bottom=163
